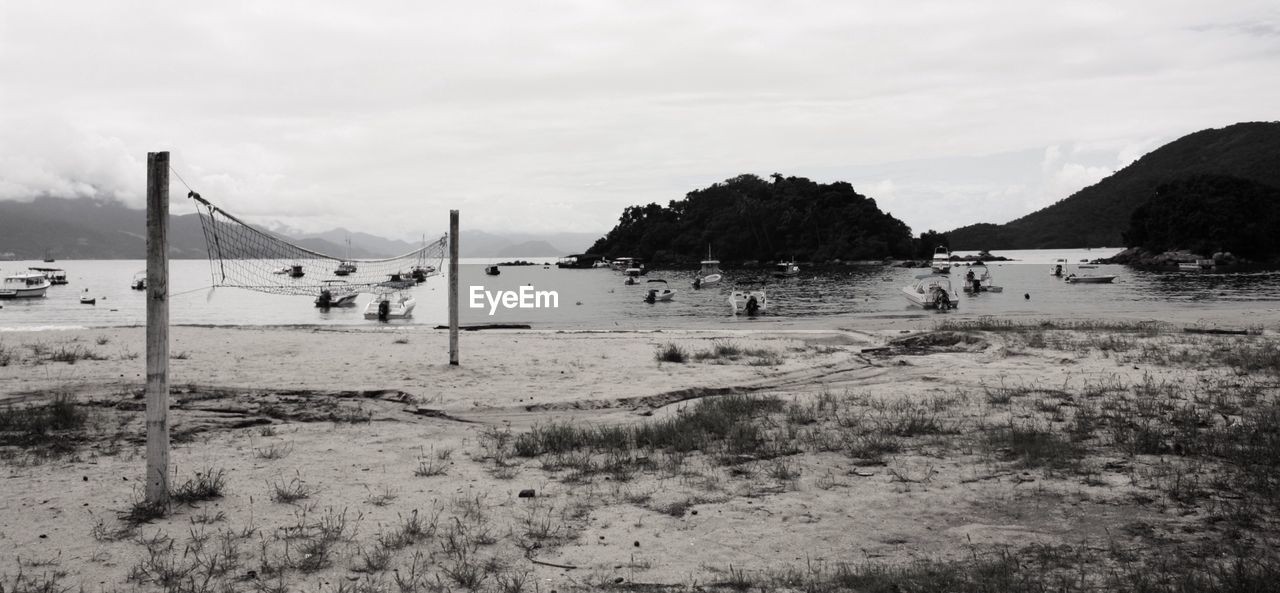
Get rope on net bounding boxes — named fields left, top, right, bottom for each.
left=187, top=191, right=446, bottom=296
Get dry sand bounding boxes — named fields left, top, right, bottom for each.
left=1, top=308, right=1278, bottom=591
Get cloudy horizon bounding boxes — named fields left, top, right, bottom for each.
left=2, top=1, right=1277, bottom=241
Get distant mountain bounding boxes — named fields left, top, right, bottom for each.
left=0, top=197, right=604, bottom=260
left=496, top=240, right=562, bottom=258
left=946, top=122, right=1280, bottom=250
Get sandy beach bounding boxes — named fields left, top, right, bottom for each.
left=2, top=309, right=1279, bottom=591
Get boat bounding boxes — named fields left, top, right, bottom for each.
left=1050, top=259, right=1067, bottom=278
left=411, top=265, right=435, bottom=283
left=556, top=254, right=599, bottom=269
left=131, top=271, right=147, bottom=290
left=334, top=238, right=357, bottom=276
left=643, top=285, right=676, bottom=303
left=624, top=266, right=646, bottom=278
left=334, top=261, right=358, bottom=276
left=28, top=267, right=68, bottom=285
left=272, top=267, right=290, bottom=275
left=485, top=265, right=500, bottom=276
left=315, top=281, right=359, bottom=308
left=1064, top=273, right=1116, bottom=284
left=961, top=263, right=1003, bottom=293
left=364, top=290, right=416, bottom=320
left=902, top=274, right=959, bottom=310
left=42, top=250, right=55, bottom=263
left=288, top=264, right=305, bottom=278
left=79, top=289, right=95, bottom=305
left=729, top=290, right=767, bottom=316
left=773, top=262, right=800, bottom=278
left=693, top=246, right=723, bottom=288
left=380, top=272, right=415, bottom=290
left=0, top=271, right=52, bottom=299
left=930, top=246, right=951, bottom=273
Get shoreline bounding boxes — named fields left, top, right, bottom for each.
left=2, top=315, right=1279, bottom=591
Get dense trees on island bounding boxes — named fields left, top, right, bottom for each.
left=588, top=174, right=918, bottom=263
left=1123, top=174, right=1280, bottom=261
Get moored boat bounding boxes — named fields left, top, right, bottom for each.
left=772, top=262, right=800, bottom=278
left=485, top=265, right=500, bottom=276
left=902, top=274, right=959, bottom=310
left=315, top=281, right=359, bottom=308
left=961, top=262, right=1003, bottom=293
left=1050, top=259, right=1067, bottom=277
left=29, top=267, right=68, bottom=285
left=931, top=246, right=951, bottom=273
left=0, top=271, right=52, bottom=298
left=729, top=290, right=766, bottom=316
left=131, top=271, right=147, bottom=290
left=79, top=289, right=95, bottom=305
left=1064, top=274, right=1116, bottom=284
left=334, top=261, right=358, bottom=276
left=364, top=291, right=416, bottom=321
left=693, top=246, right=723, bottom=288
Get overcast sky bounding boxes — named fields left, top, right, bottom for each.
left=1, top=1, right=1277, bottom=240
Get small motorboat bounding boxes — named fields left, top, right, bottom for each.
left=131, top=271, right=146, bottom=290
left=773, top=262, right=800, bottom=278
left=1064, top=274, right=1116, bottom=284
left=643, top=280, right=675, bottom=303
left=624, top=277, right=638, bottom=285
left=729, top=290, right=766, bottom=316
left=624, top=266, right=647, bottom=277
left=694, top=247, right=723, bottom=288
left=1050, top=259, right=1067, bottom=278
left=272, top=267, right=290, bottom=275
left=961, top=262, right=1003, bottom=293
left=411, top=265, right=435, bottom=283
left=79, top=289, right=95, bottom=305
left=485, top=265, right=500, bottom=276
left=315, top=282, right=359, bottom=308
left=930, top=246, right=951, bottom=273
left=902, top=274, right=959, bottom=310
left=288, top=264, right=305, bottom=278
left=364, top=290, right=416, bottom=321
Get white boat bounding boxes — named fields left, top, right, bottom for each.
left=643, top=280, right=675, bottom=302
left=364, top=291, right=416, bottom=320
left=902, top=274, right=959, bottom=310
left=130, top=271, right=147, bottom=290
left=29, top=267, right=68, bottom=285
left=1064, top=274, right=1116, bottom=284
left=315, top=281, right=359, bottom=308
left=693, top=246, right=723, bottom=288
left=961, top=263, right=1003, bottom=293
left=1177, top=262, right=1200, bottom=271
left=773, top=262, right=799, bottom=278
left=1050, top=259, right=1067, bottom=278
left=729, top=290, right=766, bottom=316
left=610, top=257, right=638, bottom=271
left=0, top=272, right=52, bottom=298
left=930, top=246, right=951, bottom=273
left=79, top=289, right=95, bottom=305
left=624, top=267, right=645, bottom=277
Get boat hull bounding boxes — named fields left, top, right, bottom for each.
left=1064, top=276, right=1116, bottom=284
left=729, top=290, right=767, bottom=315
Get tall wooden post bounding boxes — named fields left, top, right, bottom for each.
left=145, top=152, right=170, bottom=505
left=448, top=210, right=459, bottom=365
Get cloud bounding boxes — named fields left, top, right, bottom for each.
left=1, top=1, right=1278, bottom=239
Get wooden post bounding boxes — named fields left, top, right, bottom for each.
left=145, top=151, right=170, bottom=505
left=448, top=210, right=459, bottom=365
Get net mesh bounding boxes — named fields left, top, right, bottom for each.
left=189, top=192, right=446, bottom=296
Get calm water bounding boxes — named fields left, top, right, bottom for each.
left=3, top=249, right=1279, bottom=331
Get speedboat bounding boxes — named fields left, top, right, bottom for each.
left=29, top=267, right=68, bottom=285
left=411, top=265, right=435, bottom=283
left=624, top=266, right=646, bottom=278
left=0, top=272, right=51, bottom=298
left=288, top=264, right=305, bottom=278
left=773, top=262, right=799, bottom=278
left=485, top=265, right=500, bottom=276
left=364, top=291, right=416, bottom=320
left=729, top=290, right=766, bottom=316
left=315, top=281, right=359, bottom=308
left=961, top=263, right=1003, bottom=293
left=1064, top=274, right=1116, bottom=284
left=131, top=271, right=147, bottom=290
left=1050, top=259, right=1067, bottom=278
left=610, top=257, right=638, bottom=271
left=643, top=280, right=675, bottom=303
left=79, top=289, right=96, bottom=305
left=930, top=246, right=951, bottom=273
left=902, top=274, right=959, bottom=310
